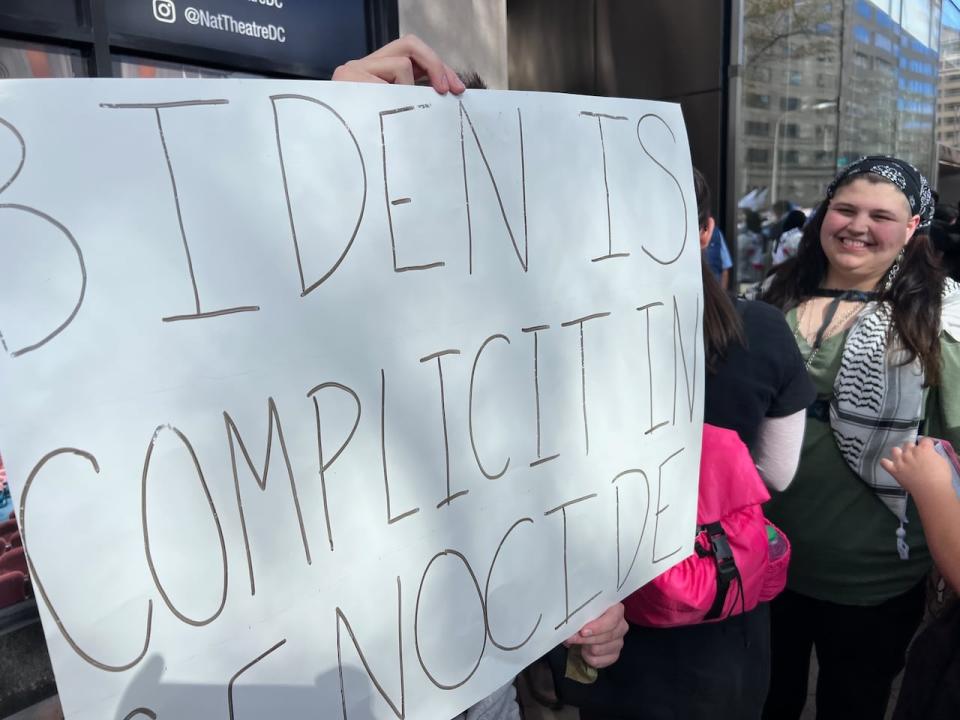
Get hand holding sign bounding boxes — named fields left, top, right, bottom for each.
left=565, top=602, right=628, bottom=670
left=333, top=34, right=466, bottom=95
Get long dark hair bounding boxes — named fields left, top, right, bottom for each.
left=761, top=174, right=945, bottom=385
left=930, top=218, right=960, bottom=281
left=693, top=169, right=744, bottom=372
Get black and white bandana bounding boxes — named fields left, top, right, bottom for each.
left=826, top=155, right=934, bottom=229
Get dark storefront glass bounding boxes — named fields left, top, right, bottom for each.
left=104, top=0, right=368, bottom=77
left=112, top=54, right=264, bottom=79
left=0, top=0, right=80, bottom=25
left=0, top=37, right=87, bottom=78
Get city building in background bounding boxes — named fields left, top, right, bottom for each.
left=937, top=1, right=960, bottom=196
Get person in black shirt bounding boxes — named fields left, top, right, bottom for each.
left=579, top=170, right=815, bottom=720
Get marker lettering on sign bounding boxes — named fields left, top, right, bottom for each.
left=653, top=447, right=685, bottom=564
left=636, top=301, right=669, bottom=435
left=637, top=113, right=688, bottom=266
left=224, top=397, right=312, bottom=596
left=0, top=116, right=87, bottom=358
left=121, top=709, right=157, bottom=720
left=380, top=368, right=420, bottom=524
left=561, top=312, right=611, bottom=456
left=672, top=294, right=700, bottom=425
left=307, top=381, right=362, bottom=552
left=544, top=494, right=601, bottom=630
left=421, top=349, right=467, bottom=508
left=0, top=116, right=24, bottom=196
left=484, top=517, right=542, bottom=651
left=522, top=325, right=560, bottom=468
left=8, top=85, right=705, bottom=720
left=20, top=448, right=153, bottom=672
left=100, top=99, right=259, bottom=321
left=468, top=333, right=511, bottom=480
left=227, top=639, right=287, bottom=720
left=142, top=424, right=228, bottom=626
left=270, top=94, right=367, bottom=296
left=336, top=577, right=405, bottom=720
left=415, top=550, right=488, bottom=690
left=612, top=469, right=651, bottom=591
left=580, top=111, right=630, bottom=262
left=380, top=105, right=444, bottom=273
left=460, top=102, right=528, bottom=273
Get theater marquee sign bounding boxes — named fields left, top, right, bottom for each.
left=106, top=0, right=368, bottom=74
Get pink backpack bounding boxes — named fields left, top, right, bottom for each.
left=624, top=423, right=790, bottom=627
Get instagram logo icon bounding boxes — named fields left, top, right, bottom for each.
left=152, top=0, right=176, bottom=23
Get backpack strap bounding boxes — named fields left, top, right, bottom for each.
left=701, top=521, right=741, bottom=621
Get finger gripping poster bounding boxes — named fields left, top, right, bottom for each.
left=0, top=79, right=703, bottom=720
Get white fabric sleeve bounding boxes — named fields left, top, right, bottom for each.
left=754, top=410, right=807, bottom=492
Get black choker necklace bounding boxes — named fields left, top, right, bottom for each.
left=810, top=288, right=880, bottom=302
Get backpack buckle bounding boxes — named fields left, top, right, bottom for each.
left=704, top=521, right=737, bottom=576
left=701, top=521, right=741, bottom=620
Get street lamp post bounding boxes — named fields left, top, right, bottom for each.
left=770, top=99, right=838, bottom=206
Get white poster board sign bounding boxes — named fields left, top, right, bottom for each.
left=0, top=79, right=703, bottom=720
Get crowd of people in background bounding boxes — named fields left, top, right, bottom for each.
left=737, top=186, right=960, bottom=291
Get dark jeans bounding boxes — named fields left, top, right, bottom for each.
left=763, top=582, right=926, bottom=720
left=577, top=604, right=770, bottom=720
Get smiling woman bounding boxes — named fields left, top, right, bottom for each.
left=757, top=156, right=960, bottom=720
left=819, top=177, right=919, bottom=291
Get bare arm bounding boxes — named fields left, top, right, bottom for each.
left=882, top=439, right=960, bottom=593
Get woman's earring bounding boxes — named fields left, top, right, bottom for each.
left=884, top=248, right=906, bottom=291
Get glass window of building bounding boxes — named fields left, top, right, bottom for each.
left=0, top=37, right=86, bottom=79
left=938, top=1, right=960, bottom=200
left=112, top=56, right=265, bottom=79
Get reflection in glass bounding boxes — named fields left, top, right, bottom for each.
left=936, top=0, right=960, bottom=195
left=112, top=55, right=265, bottom=79
left=0, top=38, right=86, bottom=79
left=734, top=0, right=841, bottom=284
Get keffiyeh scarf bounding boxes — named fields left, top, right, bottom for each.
left=830, top=278, right=960, bottom=558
